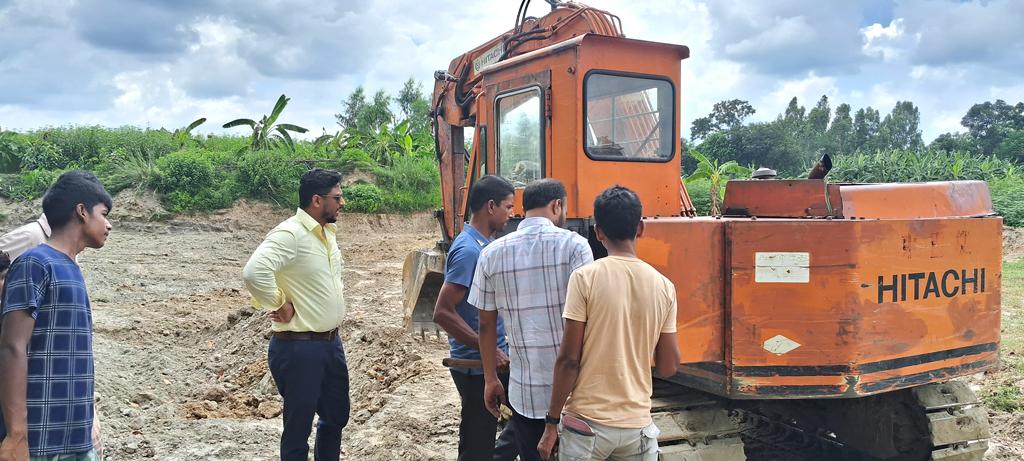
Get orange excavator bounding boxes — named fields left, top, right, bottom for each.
left=402, top=1, right=998, bottom=459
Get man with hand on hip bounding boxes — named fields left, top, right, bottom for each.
left=242, top=168, right=349, bottom=461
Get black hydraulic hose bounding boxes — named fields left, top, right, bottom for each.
left=516, top=0, right=528, bottom=31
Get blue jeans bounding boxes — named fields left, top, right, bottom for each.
left=268, top=336, right=350, bottom=461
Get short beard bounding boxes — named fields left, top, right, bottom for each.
left=323, top=210, right=338, bottom=224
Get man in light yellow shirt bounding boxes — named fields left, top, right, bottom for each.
left=539, top=186, right=680, bottom=460
left=242, top=168, right=348, bottom=461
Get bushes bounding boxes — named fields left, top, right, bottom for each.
left=343, top=183, right=384, bottom=213
left=10, top=169, right=61, bottom=201
left=828, top=149, right=1015, bottom=183
left=155, top=150, right=216, bottom=194
left=155, top=149, right=241, bottom=213
left=990, top=177, right=1024, bottom=227
left=372, top=155, right=440, bottom=212
left=98, top=147, right=158, bottom=194
left=32, top=126, right=178, bottom=169
left=237, top=149, right=307, bottom=207
left=1, top=135, right=67, bottom=173
left=684, top=178, right=713, bottom=216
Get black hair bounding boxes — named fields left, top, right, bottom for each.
left=468, top=175, right=515, bottom=213
left=594, top=185, right=642, bottom=241
left=522, top=178, right=566, bottom=211
left=299, top=168, right=343, bottom=208
left=42, top=170, right=113, bottom=230
left=0, top=250, right=10, bottom=274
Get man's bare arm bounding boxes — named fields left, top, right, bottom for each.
left=0, top=310, right=35, bottom=438
left=546, top=318, right=585, bottom=418
left=654, top=332, right=680, bottom=378
left=432, top=283, right=479, bottom=348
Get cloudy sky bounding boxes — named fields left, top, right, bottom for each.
left=0, top=0, right=1021, bottom=141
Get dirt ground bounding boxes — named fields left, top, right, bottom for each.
left=0, top=193, right=1022, bottom=460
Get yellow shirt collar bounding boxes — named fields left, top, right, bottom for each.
left=295, top=208, right=338, bottom=234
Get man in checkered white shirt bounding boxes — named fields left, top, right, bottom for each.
left=471, top=179, right=594, bottom=461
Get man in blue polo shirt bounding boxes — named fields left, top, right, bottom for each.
left=432, top=175, right=517, bottom=460
left=0, top=171, right=113, bottom=461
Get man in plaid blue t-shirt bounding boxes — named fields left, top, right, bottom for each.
left=0, top=171, right=113, bottom=461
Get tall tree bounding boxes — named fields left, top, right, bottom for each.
left=397, top=78, right=432, bottom=140
left=827, top=103, right=855, bottom=155
left=784, top=97, right=806, bottom=124
left=805, top=95, right=831, bottom=136
left=853, top=107, right=881, bottom=151
left=961, top=100, right=1024, bottom=155
left=802, top=95, right=832, bottom=158
left=878, top=101, right=923, bottom=150
left=336, top=86, right=367, bottom=129
left=690, top=99, right=756, bottom=141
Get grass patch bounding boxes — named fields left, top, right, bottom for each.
left=983, top=383, right=1024, bottom=412
left=980, top=259, right=1024, bottom=413
left=1001, top=260, right=1024, bottom=355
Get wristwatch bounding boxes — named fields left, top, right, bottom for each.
left=545, top=414, right=561, bottom=426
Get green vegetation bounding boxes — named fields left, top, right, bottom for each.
left=684, top=150, right=750, bottom=216
left=685, top=97, right=1024, bottom=224
left=980, top=260, right=1024, bottom=413
left=983, top=383, right=1023, bottom=413
left=0, top=79, right=440, bottom=214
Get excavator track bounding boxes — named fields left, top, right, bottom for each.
left=911, top=381, right=990, bottom=461
left=651, top=381, right=747, bottom=460
left=652, top=380, right=991, bottom=461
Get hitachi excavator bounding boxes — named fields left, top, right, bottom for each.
left=402, top=1, right=999, bottom=459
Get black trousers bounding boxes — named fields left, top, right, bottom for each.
left=268, top=336, right=350, bottom=461
left=509, top=410, right=547, bottom=461
left=449, top=371, right=519, bottom=461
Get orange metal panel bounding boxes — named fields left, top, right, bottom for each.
left=724, top=217, right=1001, bottom=398
left=840, top=181, right=995, bottom=219
left=722, top=180, right=843, bottom=218
left=637, top=218, right=727, bottom=365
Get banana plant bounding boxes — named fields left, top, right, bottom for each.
left=685, top=149, right=751, bottom=215
left=172, top=117, right=207, bottom=149
left=223, top=95, right=308, bottom=152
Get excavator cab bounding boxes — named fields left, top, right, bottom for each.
left=403, top=4, right=691, bottom=335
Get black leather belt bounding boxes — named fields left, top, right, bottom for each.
left=272, top=328, right=339, bottom=341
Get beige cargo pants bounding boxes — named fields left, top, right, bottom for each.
left=558, top=417, right=660, bottom=461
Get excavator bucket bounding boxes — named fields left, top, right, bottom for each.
left=402, top=246, right=446, bottom=338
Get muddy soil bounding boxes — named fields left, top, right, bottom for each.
left=2, top=197, right=456, bottom=460
left=0, top=197, right=1021, bottom=460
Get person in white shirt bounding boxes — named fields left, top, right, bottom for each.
left=471, top=179, right=594, bottom=461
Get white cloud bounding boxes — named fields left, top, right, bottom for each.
left=861, top=18, right=910, bottom=62
left=0, top=0, right=1022, bottom=145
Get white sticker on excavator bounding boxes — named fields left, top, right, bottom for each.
left=763, top=335, right=802, bottom=355
left=755, top=252, right=810, bottom=283
left=473, top=43, right=505, bottom=73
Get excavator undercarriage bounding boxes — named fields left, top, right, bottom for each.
left=651, top=380, right=990, bottom=460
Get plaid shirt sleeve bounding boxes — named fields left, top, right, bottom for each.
left=467, top=250, right=496, bottom=311
left=1, top=255, right=47, bottom=319
left=568, top=235, right=595, bottom=271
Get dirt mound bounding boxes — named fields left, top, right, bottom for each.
left=111, top=188, right=171, bottom=222
left=1004, top=227, right=1024, bottom=262
left=987, top=411, right=1024, bottom=460
left=0, top=197, right=41, bottom=228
